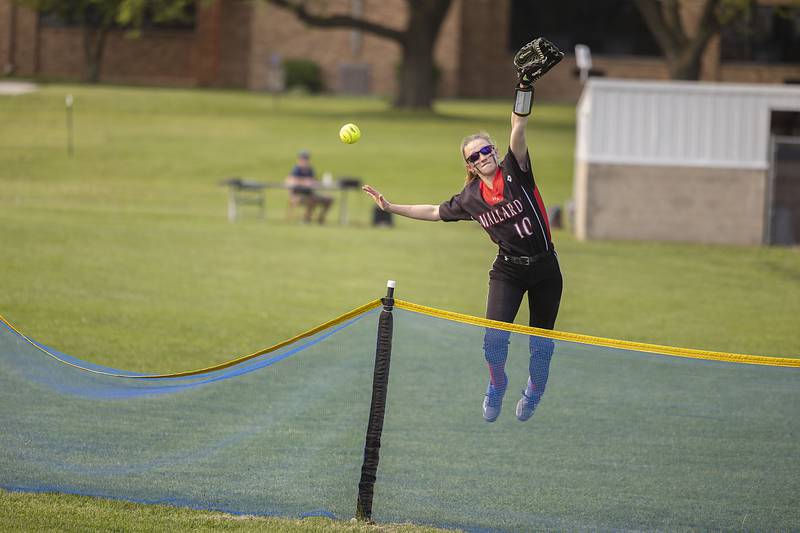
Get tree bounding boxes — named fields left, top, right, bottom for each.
left=265, top=0, right=453, bottom=110
left=16, top=0, right=195, bottom=83
left=634, top=0, right=751, bottom=80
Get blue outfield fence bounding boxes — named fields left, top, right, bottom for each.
left=1, top=300, right=799, bottom=531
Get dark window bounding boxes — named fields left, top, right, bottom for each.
left=39, top=12, right=83, bottom=28
left=39, top=3, right=196, bottom=31
left=721, top=6, right=800, bottom=64
left=510, top=0, right=660, bottom=57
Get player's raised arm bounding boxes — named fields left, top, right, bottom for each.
left=362, top=185, right=441, bottom=222
left=510, top=37, right=564, bottom=172
left=510, top=111, right=529, bottom=172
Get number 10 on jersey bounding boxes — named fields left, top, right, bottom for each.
left=514, top=217, right=534, bottom=239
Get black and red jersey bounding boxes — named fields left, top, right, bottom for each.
left=438, top=148, right=552, bottom=257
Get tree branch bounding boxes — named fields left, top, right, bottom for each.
left=635, top=0, right=681, bottom=56
left=663, top=0, right=688, bottom=47
left=266, top=0, right=405, bottom=43
left=689, top=0, right=723, bottom=57
left=696, top=0, right=723, bottom=39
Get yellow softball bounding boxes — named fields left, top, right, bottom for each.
left=339, top=123, right=361, bottom=144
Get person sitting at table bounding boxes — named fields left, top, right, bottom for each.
left=284, top=150, right=333, bottom=224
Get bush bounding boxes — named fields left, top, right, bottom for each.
left=283, top=59, right=324, bottom=93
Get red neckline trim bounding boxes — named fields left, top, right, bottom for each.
left=479, top=168, right=505, bottom=206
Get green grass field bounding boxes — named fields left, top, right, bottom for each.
left=1, top=83, right=798, bottom=531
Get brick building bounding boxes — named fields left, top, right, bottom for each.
left=1, top=0, right=799, bottom=102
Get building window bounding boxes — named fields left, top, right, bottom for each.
left=39, top=3, right=197, bottom=31
left=510, top=0, right=660, bottom=57
left=721, top=6, right=800, bottom=64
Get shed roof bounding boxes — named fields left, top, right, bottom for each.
left=576, top=78, right=800, bottom=170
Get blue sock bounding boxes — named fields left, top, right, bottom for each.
left=527, top=336, right=555, bottom=403
left=484, top=327, right=511, bottom=391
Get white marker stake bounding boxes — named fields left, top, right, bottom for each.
left=65, top=94, right=74, bottom=157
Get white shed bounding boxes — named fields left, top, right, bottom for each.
left=573, top=78, right=800, bottom=245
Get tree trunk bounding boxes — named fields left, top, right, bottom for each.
left=396, top=41, right=435, bottom=108
left=635, top=0, right=722, bottom=81
left=669, top=50, right=703, bottom=80
left=394, top=25, right=435, bottom=107
left=82, top=25, right=110, bottom=83
left=393, top=2, right=450, bottom=109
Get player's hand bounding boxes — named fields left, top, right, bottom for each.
left=362, top=185, right=391, bottom=211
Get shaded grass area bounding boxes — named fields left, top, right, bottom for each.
left=379, top=312, right=799, bottom=530
left=1, top=84, right=798, bottom=530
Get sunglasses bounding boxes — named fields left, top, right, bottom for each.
left=465, top=144, right=494, bottom=163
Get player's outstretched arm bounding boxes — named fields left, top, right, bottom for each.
left=362, top=185, right=441, bottom=221
left=511, top=37, right=564, bottom=171
left=510, top=110, right=529, bottom=172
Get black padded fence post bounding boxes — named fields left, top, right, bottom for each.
left=356, top=280, right=396, bottom=522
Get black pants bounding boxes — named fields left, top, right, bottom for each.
left=483, top=251, right=562, bottom=401
left=486, top=251, right=563, bottom=327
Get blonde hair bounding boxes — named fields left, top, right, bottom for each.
left=460, top=131, right=496, bottom=184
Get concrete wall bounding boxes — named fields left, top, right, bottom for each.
left=574, top=162, right=767, bottom=245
